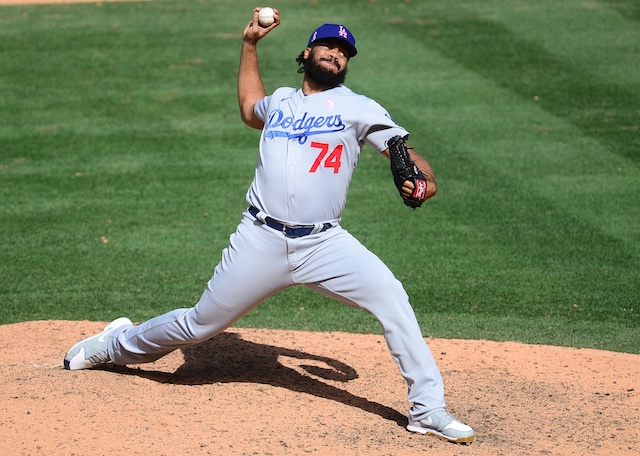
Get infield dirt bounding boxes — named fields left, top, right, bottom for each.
left=1, top=320, right=638, bottom=455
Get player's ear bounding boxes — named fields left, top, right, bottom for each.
left=303, top=47, right=312, bottom=59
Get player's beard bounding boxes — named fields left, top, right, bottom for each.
left=303, top=56, right=348, bottom=88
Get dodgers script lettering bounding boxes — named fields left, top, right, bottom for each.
left=264, top=109, right=346, bottom=143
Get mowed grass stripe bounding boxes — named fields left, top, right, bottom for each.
left=386, top=7, right=639, bottom=161
left=0, top=1, right=638, bottom=352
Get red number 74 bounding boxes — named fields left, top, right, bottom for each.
left=309, top=142, right=343, bottom=174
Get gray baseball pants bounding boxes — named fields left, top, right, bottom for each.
left=108, top=211, right=446, bottom=420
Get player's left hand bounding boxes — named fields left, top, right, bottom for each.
left=387, top=135, right=430, bottom=209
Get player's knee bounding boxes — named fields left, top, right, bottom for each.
left=377, top=276, right=409, bottom=300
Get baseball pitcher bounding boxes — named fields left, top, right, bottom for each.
left=64, top=7, right=474, bottom=445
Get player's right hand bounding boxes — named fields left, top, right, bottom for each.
left=243, top=7, right=280, bottom=45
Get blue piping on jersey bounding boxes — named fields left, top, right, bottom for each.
left=264, top=126, right=346, bottom=144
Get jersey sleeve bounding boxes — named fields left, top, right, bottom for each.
left=254, top=95, right=271, bottom=123
left=361, top=100, right=410, bottom=152
left=253, top=87, right=297, bottom=123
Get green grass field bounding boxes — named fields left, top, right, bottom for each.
left=1, top=0, right=638, bottom=353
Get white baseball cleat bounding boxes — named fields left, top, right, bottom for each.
left=64, top=317, right=133, bottom=370
left=407, top=409, right=475, bottom=444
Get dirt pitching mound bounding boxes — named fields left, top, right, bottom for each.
left=1, top=320, right=638, bottom=455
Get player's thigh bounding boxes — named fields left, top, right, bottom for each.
left=301, top=228, right=408, bottom=310
left=199, top=215, right=293, bottom=316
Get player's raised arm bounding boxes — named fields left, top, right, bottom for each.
left=238, top=7, right=280, bottom=129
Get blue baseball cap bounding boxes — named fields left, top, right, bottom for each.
left=308, top=23, right=357, bottom=57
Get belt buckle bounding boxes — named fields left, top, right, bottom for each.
left=283, top=224, right=303, bottom=238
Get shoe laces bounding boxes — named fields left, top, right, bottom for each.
left=87, top=349, right=109, bottom=365
left=84, top=338, right=111, bottom=366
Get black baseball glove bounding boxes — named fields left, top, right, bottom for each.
left=387, top=135, right=429, bottom=209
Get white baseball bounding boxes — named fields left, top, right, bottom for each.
left=258, top=7, right=275, bottom=27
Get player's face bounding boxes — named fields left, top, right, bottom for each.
left=311, top=40, right=350, bottom=72
left=303, top=40, right=350, bottom=88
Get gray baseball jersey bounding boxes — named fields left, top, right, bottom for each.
left=248, top=85, right=407, bottom=224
